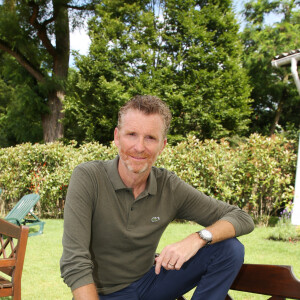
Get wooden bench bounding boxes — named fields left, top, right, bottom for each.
left=175, top=263, right=300, bottom=300
left=0, top=218, right=29, bottom=300
left=226, top=263, right=300, bottom=299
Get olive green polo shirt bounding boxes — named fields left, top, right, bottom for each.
left=60, top=156, right=254, bottom=295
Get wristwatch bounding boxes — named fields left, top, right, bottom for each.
left=197, top=229, right=213, bottom=245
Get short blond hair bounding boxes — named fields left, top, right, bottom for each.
left=118, top=95, right=172, bottom=138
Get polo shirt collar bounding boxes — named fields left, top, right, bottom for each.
left=105, top=156, right=157, bottom=195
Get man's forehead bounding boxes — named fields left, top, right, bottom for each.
left=121, top=109, right=163, bottom=122
left=119, top=110, right=165, bottom=136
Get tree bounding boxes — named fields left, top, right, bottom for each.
left=0, top=0, right=98, bottom=143
left=67, top=0, right=252, bottom=143
left=241, top=0, right=300, bottom=135
left=158, top=0, right=252, bottom=140
left=64, top=0, right=157, bottom=144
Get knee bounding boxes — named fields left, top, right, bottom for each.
left=221, top=238, right=245, bottom=267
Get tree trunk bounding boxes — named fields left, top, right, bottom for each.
left=269, top=77, right=288, bottom=136
left=42, top=90, right=65, bottom=142
left=269, top=98, right=284, bottom=135
left=41, top=0, right=70, bottom=143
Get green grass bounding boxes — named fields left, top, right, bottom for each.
left=3, top=220, right=300, bottom=299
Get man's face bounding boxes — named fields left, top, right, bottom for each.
left=114, top=109, right=167, bottom=176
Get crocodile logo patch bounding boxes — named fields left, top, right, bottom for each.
left=151, top=216, right=160, bottom=223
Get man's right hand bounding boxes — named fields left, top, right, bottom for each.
left=73, top=283, right=99, bottom=300
left=155, top=233, right=204, bottom=275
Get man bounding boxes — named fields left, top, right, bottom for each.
left=60, top=95, right=254, bottom=300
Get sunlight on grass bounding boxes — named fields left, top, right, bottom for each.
left=11, top=220, right=300, bottom=299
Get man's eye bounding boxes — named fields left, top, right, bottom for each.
left=147, top=136, right=156, bottom=140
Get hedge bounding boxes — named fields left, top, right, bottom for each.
left=0, top=134, right=297, bottom=220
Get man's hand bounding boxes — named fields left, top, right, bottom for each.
left=155, top=233, right=205, bottom=275
left=155, top=220, right=236, bottom=275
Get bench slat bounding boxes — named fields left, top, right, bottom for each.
left=229, top=264, right=300, bottom=299
left=0, top=258, right=16, bottom=267
left=0, top=276, right=13, bottom=288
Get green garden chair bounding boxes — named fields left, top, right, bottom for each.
left=5, top=193, right=45, bottom=237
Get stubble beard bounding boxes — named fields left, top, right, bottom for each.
left=126, top=160, right=149, bottom=174
left=120, top=150, right=158, bottom=175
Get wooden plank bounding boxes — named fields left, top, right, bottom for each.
left=0, top=258, right=16, bottom=267
left=0, top=275, right=12, bottom=288
left=230, top=264, right=300, bottom=299
left=0, top=287, right=13, bottom=297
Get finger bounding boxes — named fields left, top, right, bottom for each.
left=155, top=256, right=163, bottom=275
left=167, top=262, right=176, bottom=270
left=167, top=258, right=177, bottom=268
left=174, top=257, right=185, bottom=270
left=161, top=253, right=172, bottom=269
left=163, top=255, right=179, bottom=270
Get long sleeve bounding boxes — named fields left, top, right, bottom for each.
left=170, top=174, right=255, bottom=237
left=60, top=164, right=96, bottom=291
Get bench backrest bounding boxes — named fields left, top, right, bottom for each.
left=227, top=263, right=300, bottom=299
left=0, top=218, right=29, bottom=300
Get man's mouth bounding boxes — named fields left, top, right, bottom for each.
left=130, top=155, right=147, bottom=161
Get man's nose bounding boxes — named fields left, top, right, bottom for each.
left=135, top=137, right=146, bottom=152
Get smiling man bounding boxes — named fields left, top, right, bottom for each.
left=114, top=106, right=167, bottom=197
left=60, top=95, right=254, bottom=300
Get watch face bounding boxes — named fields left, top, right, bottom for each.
left=200, top=229, right=212, bottom=242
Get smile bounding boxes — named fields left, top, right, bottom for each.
left=130, top=155, right=147, bottom=161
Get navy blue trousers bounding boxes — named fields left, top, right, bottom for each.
left=99, top=238, right=244, bottom=300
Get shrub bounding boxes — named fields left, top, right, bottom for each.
left=157, top=134, right=297, bottom=222
left=268, top=208, right=300, bottom=242
left=0, top=141, right=117, bottom=217
left=0, top=134, right=297, bottom=219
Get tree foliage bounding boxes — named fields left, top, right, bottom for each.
left=66, top=0, right=252, bottom=144
left=241, top=0, right=300, bottom=135
left=0, top=52, right=44, bottom=146
left=0, top=0, right=99, bottom=145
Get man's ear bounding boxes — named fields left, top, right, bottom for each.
left=163, top=138, right=167, bottom=148
left=159, top=138, right=167, bottom=155
left=114, top=127, right=119, bottom=147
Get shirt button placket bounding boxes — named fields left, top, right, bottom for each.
left=127, top=190, right=135, bottom=230
left=127, top=205, right=135, bottom=230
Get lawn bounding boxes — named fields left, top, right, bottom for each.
left=5, top=219, right=300, bottom=299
